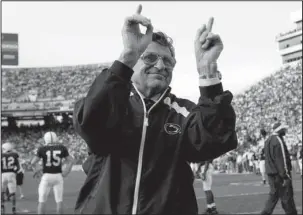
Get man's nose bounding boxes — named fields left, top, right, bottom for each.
left=154, top=58, right=165, bottom=70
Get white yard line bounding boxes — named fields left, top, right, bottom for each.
left=197, top=189, right=302, bottom=199
left=234, top=210, right=261, bottom=214
left=19, top=209, right=30, bottom=213
left=234, top=206, right=302, bottom=214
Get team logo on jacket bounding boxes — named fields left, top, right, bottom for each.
left=164, top=123, right=181, bottom=135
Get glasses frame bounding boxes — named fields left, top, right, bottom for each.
left=140, top=52, right=176, bottom=70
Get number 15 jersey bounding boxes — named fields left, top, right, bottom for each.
left=36, top=144, right=69, bottom=174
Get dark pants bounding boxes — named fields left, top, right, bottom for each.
left=16, top=172, right=24, bottom=186
left=261, top=174, right=297, bottom=215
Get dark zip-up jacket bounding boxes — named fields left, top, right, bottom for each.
left=73, top=61, right=238, bottom=214
left=264, top=134, right=292, bottom=179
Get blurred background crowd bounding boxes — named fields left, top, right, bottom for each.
left=1, top=61, right=302, bottom=173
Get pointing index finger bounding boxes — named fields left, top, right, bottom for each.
left=207, top=17, right=214, bottom=32
left=136, top=4, right=142, bottom=14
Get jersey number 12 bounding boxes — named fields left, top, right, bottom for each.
left=2, top=157, right=14, bottom=170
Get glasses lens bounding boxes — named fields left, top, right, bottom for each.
left=143, top=53, right=159, bottom=65
left=163, top=56, right=175, bottom=68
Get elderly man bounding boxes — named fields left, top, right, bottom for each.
left=261, top=122, right=297, bottom=215
left=73, top=5, right=237, bottom=214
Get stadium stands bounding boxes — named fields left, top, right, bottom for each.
left=2, top=63, right=110, bottom=102
left=233, top=61, right=302, bottom=146
left=1, top=61, right=302, bottom=171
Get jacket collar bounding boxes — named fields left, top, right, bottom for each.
left=272, top=133, right=285, bottom=141
left=130, top=84, right=172, bottom=105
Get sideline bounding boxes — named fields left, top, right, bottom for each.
left=196, top=189, right=302, bottom=199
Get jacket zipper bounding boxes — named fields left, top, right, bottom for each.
left=79, top=87, right=169, bottom=214
left=131, top=85, right=169, bottom=214
left=274, top=134, right=291, bottom=179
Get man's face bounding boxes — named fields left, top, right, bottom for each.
left=132, top=42, right=175, bottom=96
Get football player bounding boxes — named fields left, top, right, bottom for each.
left=199, top=160, right=218, bottom=215
left=16, top=159, right=25, bottom=199
left=1, top=142, right=21, bottom=215
left=31, top=131, right=74, bottom=215
left=258, top=129, right=268, bottom=184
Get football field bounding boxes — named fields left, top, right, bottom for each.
left=4, top=171, right=302, bottom=214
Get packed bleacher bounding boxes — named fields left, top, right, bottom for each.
left=2, top=63, right=110, bottom=103
left=233, top=61, right=302, bottom=143
left=1, top=61, right=302, bottom=172
left=216, top=61, right=302, bottom=173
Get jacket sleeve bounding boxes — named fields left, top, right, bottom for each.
left=272, top=137, right=290, bottom=179
left=182, top=83, right=238, bottom=162
left=73, top=61, right=134, bottom=155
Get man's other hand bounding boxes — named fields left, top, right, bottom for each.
left=120, top=4, right=154, bottom=68
left=194, top=17, right=223, bottom=79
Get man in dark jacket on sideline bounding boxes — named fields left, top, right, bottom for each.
left=261, top=122, right=298, bottom=215
left=73, top=5, right=238, bottom=214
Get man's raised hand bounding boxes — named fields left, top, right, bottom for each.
left=194, top=17, right=223, bottom=79
left=120, top=4, right=154, bottom=68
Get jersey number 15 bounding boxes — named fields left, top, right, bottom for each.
left=46, top=150, right=61, bottom=167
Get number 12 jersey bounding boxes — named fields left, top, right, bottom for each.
left=1, top=152, right=20, bottom=173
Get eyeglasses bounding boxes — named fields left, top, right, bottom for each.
left=141, top=52, right=176, bottom=70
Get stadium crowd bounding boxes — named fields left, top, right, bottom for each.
left=1, top=61, right=302, bottom=173
left=2, top=63, right=109, bottom=102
